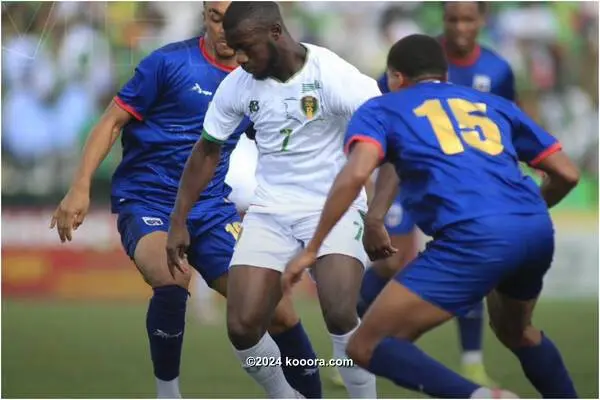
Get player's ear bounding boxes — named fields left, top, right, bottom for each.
left=270, top=23, right=282, bottom=40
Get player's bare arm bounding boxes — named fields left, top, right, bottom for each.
left=534, top=151, right=580, bottom=208
left=282, top=142, right=380, bottom=291
left=363, top=162, right=400, bottom=261
left=50, top=101, right=132, bottom=242
left=167, top=136, right=223, bottom=274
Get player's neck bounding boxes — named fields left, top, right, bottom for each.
left=271, top=40, right=308, bottom=83
left=443, top=41, right=481, bottom=67
left=202, top=37, right=238, bottom=70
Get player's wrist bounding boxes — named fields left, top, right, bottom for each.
left=364, top=213, right=385, bottom=226
left=71, top=179, right=91, bottom=193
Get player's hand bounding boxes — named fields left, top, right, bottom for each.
left=49, top=185, right=90, bottom=243
left=363, top=217, right=397, bottom=261
left=282, top=248, right=317, bottom=294
left=166, top=219, right=190, bottom=278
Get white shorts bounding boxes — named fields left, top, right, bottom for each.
left=230, top=208, right=368, bottom=272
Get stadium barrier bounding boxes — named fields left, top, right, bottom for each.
left=2, top=208, right=597, bottom=301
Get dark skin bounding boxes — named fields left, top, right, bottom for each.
left=283, top=69, right=580, bottom=373
left=443, top=2, right=484, bottom=59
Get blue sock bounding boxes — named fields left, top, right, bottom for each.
left=357, top=268, right=389, bottom=317
left=272, top=321, right=322, bottom=398
left=146, top=285, right=189, bottom=381
left=457, top=301, right=484, bottom=354
left=512, top=333, right=577, bottom=398
left=368, top=337, right=480, bottom=398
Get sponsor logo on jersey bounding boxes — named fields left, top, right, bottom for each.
left=301, top=95, right=318, bottom=120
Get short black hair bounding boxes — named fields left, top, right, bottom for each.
left=442, top=1, right=487, bottom=15
left=223, top=1, right=282, bottom=32
left=387, top=34, right=448, bottom=80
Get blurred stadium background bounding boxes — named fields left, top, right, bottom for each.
left=2, top=1, right=598, bottom=398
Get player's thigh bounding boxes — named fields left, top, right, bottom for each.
left=117, top=204, right=191, bottom=288
left=348, top=278, right=453, bottom=366
left=227, top=212, right=300, bottom=332
left=487, top=214, right=554, bottom=347
left=186, top=205, right=241, bottom=292
left=371, top=228, right=419, bottom=279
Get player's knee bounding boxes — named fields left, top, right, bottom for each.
left=372, top=256, right=402, bottom=280
left=346, top=330, right=375, bottom=368
left=491, top=320, right=540, bottom=350
left=140, top=264, right=191, bottom=289
left=268, top=298, right=300, bottom=335
left=322, top=304, right=359, bottom=335
left=227, top=309, right=266, bottom=349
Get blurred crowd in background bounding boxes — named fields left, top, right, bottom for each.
left=2, top=1, right=598, bottom=208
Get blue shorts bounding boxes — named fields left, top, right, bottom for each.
left=395, top=213, right=554, bottom=316
left=384, top=195, right=415, bottom=236
left=116, top=200, right=240, bottom=285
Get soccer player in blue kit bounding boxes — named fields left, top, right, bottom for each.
left=50, top=2, right=321, bottom=398
left=362, top=2, right=517, bottom=386
left=284, top=34, right=579, bottom=398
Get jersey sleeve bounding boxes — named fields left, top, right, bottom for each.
left=509, top=104, right=562, bottom=167
left=202, top=70, right=246, bottom=143
left=343, top=98, right=387, bottom=161
left=114, top=51, right=166, bottom=121
left=327, top=59, right=382, bottom=118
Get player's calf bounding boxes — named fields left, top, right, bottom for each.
left=133, top=232, right=191, bottom=398
left=487, top=290, right=578, bottom=398
left=226, top=265, right=302, bottom=398
left=313, top=254, right=377, bottom=398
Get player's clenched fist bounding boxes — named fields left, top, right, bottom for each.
left=362, top=217, right=397, bottom=261
left=49, top=185, right=90, bottom=243
left=166, top=218, right=190, bottom=278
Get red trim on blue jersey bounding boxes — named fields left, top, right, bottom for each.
left=113, top=96, right=143, bottom=121
left=199, top=37, right=236, bottom=73
left=530, top=142, right=562, bottom=167
left=441, top=37, right=482, bottom=67
left=344, top=135, right=385, bottom=161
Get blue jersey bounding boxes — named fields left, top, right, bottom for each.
left=112, top=37, right=248, bottom=214
left=378, top=42, right=515, bottom=101
left=345, top=82, right=561, bottom=237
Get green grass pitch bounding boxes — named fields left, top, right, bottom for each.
left=2, top=298, right=597, bottom=398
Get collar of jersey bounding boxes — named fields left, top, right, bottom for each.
left=199, top=36, right=236, bottom=73
left=268, top=43, right=311, bottom=84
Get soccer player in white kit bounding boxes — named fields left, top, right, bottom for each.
left=167, top=2, right=379, bottom=398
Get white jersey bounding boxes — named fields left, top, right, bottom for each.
left=225, top=134, right=259, bottom=212
left=204, top=43, right=381, bottom=214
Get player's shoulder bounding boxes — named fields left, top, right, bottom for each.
left=140, top=37, right=200, bottom=69
left=479, top=45, right=513, bottom=72
left=304, top=43, right=360, bottom=73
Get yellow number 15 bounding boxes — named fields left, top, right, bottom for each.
left=414, top=98, right=503, bottom=156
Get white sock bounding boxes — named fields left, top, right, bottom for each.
left=462, top=350, right=483, bottom=366
left=330, top=324, right=377, bottom=398
left=156, top=377, right=181, bottom=398
left=233, top=333, right=299, bottom=398
left=194, top=273, right=218, bottom=323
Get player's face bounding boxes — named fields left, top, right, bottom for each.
left=203, top=1, right=235, bottom=59
left=225, top=23, right=281, bottom=80
left=443, top=2, right=483, bottom=55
